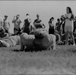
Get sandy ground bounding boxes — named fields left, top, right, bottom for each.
left=0, top=45, right=76, bottom=75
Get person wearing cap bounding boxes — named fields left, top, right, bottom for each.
left=23, top=13, right=31, bottom=34
left=12, top=14, right=22, bottom=35
left=33, top=14, right=45, bottom=29
left=3, top=15, right=10, bottom=34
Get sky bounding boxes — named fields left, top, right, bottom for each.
left=0, top=1, right=76, bottom=33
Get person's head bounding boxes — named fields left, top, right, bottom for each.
left=26, top=13, right=29, bottom=19
left=57, top=18, right=60, bottom=22
left=50, top=17, right=54, bottom=21
left=74, top=16, right=76, bottom=20
left=60, top=15, right=65, bottom=21
left=16, top=14, right=20, bottom=19
left=4, top=15, right=8, bottom=20
left=66, top=7, right=72, bottom=14
left=36, top=14, right=39, bottom=19
left=26, top=13, right=29, bottom=16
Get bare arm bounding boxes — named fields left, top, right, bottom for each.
left=12, top=16, right=16, bottom=23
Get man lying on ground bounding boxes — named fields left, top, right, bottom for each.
left=0, top=35, right=20, bottom=47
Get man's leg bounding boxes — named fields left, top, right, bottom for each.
left=69, top=31, right=75, bottom=45
left=50, top=34, right=56, bottom=50
left=55, top=33, right=61, bottom=44
left=0, top=40, right=10, bottom=47
left=52, top=35, right=56, bottom=50
left=65, top=31, right=69, bottom=45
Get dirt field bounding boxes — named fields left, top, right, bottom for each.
left=0, top=45, right=76, bottom=75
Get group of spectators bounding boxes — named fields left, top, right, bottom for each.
left=0, top=6, right=76, bottom=46
left=49, top=7, right=76, bottom=45
left=0, top=15, right=10, bottom=37
left=0, top=13, right=45, bottom=35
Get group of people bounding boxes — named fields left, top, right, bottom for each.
left=0, top=13, right=56, bottom=50
left=0, top=6, right=75, bottom=50
left=0, top=13, right=45, bottom=36
left=49, top=7, right=76, bottom=45
left=0, top=15, right=10, bottom=37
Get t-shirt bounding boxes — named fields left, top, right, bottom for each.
left=9, top=36, right=20, bottom=46
left=0, top=18, right=3, bottom=29
left=3, top=20, right=10, bottom=30
left=65, top=13, right=73, bottom=28
left=23, top=19, right=31, bottom=34
left=3, top=35, right=20, bottom=47
left=34, top=19, right=41, bottom=23
left=24, top=19, right=30, bottom=27
left=12, top=19, right=22, bottom=29
left=56, top=22, right=61, bottom=31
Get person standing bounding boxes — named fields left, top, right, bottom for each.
left=33, top=14, right=45, bottom=29
left=48, top=17, right=55, bottom=34
left=73, top=16, right=76, bottom=43
left=3, top=15, right=10, bottom=34
left=55, top=18, right=61, bottom=35
left=60, top=15, right=65, bottom=34
left=0, top=17, right=3, bottom=30
left=23, top=13, right=31, bottom=34
left=73, top=16, right=76, bottom=33
left=0, top=17, right=7, bottom=37
left=12, top=14, right=22, bottom=35
left=64, top=7, right=75, bottom=45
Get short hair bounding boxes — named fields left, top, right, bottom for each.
left=36, top=14, right=39, bottom=17
left=4, top=15, right=8, bottom=17
left=16, top=14, right=20, bottom=17
left=57, top=18, right=60, bottom=21
left=26, top=13, right=29, bottom=16
left=51, top=17, right=54, bottom=20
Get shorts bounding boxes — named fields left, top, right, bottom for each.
left=14, top=28, right=21, bottom=35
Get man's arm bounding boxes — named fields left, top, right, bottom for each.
left=19, top=19, right=22, bottom=24
left=12, top=16, right=16, bottom=23
left=8, top=22, right=10, bottom=27
left=33, top=20, right=35, bottom=26
left=34, top=21, right=43, bottom=25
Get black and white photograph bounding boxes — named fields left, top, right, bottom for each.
left=0, top=0, right=76, bottom=75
